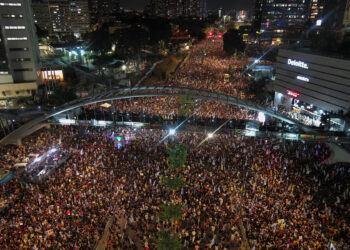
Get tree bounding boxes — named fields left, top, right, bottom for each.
left=48, top=86, right=77, bottom=106
left=167, top=144, right=188, bottom=169
left=176, top=19, right=208, bottom=41
left=248, top=77, right=272, bottom=103
left=113, top=25, right=148, bottom=57
left=86, top=28, right=114, bottom=56
left=161, top=176, right=185, bottom=191
left=223, top=29, right=245, bottom=55
left=145, top=18, right=171, bottom=51
left=158, top=204, right=183, bottom=222
left=178, top=97, right=194, bottom=116
left=153, top=230, right=182, bottom=250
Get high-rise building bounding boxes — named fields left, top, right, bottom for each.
left=32, top=0, right=90, bottom=39
left=146, top=0, right=205, bottom=18
left=344, top=0, right=350, bottom=29
left=199, top=0, right=207, bottom=18
left=252, top=0, right=264, bottom=32
left=89, top=0, right=119, bottom=26
left=322, top=0, right=348, bottom=28
left=309, top=0, right=325, bottom=23
left=0, top=0, right=40, bottom=107
left=259, top=0, right=310, bottom=44
left=0, top=26, right=9, bottom=75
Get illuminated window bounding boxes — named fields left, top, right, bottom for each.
left=7, top=37, right=27, bottom=41
left=5, top=26, right=25, bottom=30
left=12, top=58, right=31, bottom=62
left=0, top=2, right=21, bottom=6
left=1, top=14, right=23, bottom=18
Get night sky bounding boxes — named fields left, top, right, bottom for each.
left=120, top=0, right=253, bottom=12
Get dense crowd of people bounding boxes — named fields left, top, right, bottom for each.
left=83, top=39, right=261, bottom=122
left=0, top=125, right=349, bottom=249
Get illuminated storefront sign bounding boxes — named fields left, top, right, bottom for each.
left=296, top=75, right=309, bottom=82
left=286, top=90, right=300, bottom=98
left=287, top=59, right=309, bottom=69
left=41, top=70, right=64, bottom=82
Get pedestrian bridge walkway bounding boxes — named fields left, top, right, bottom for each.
left=0, top=86, right=323, bottom=145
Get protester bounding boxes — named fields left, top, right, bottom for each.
left=0, top=125, right=349, bottom=249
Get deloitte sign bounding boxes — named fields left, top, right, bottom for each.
left=287, top=59, right=309, bottom=69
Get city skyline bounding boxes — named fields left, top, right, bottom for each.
left=120, top=0, right=253, bottom=11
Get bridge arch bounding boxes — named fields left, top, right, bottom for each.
left=0, top=86, right=314, bottom=145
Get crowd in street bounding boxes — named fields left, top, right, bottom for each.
left=83, top=39, right=260, bottom=122
left=84, top=97, right=257, bottom=122
left=0, top=125, right=349, bottom=249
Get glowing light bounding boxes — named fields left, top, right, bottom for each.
left=296, top=75, right=309, bottom=82
left=117, top=142, right=122, bottom=149
left=258, top=112, right=266, bottom=123
left=49, top=148, right=57, bottom=154
left=97, top=120, right=107, bottom=126
left=207, top=133, right=214, bottom=138
left=116, top=136, right=122, bottom=141
left=58, top=119, right=75, bottom=125
left=287, top=59, right=309, bottom=69
left=286, top=90, right=300, bottom=98
left=169, top=129, right=176, bottom=135
left=286, top=133, right=298, bottom=140
left=316, top=19, right=322, bottom=26
left=33, top=157, right=41, bottom=163
left=245, top=130, right=256, bottom=137
left=41, top=70, right=64, bottom=82
left=122, top=65, right=127, bottom=71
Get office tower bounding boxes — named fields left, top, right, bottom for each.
left=344, top=0, right=350, bottom=29
left=0, top=26, right=8, bottom=75
left=260, top=0, right=310, bottom=44
left=199, top=0, right=207, bottom=18
left=322, top=0, right=348, bottom=28
left=0, top=0, right=40, bottom=106
left=166, top=0, right=178, bottom=18
left=181, top=0, right=201, bottom=17
left=309, top=0, right=325, bottom=23
left=252, top=0, right=264, bottom=32
left=0, top=0, right=40, bottom=82
left=89, top=0, right=120, bottom=26
left=32, top=0, right=90, bottom=39
left=148, top=0, right=167, bottom=17
left=147, top=0, right=203, bottom=18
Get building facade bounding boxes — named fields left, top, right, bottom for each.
left=32, top=0, right=90, bottom=39
left=322, top=0, right=348, bottom=28
left=274, top=49, right=350, bottom=117
left=0, top=0, right=40, bottom=107
left=252, top=0, right=264, bottom=32
left=146, top=0, right=205, bottom=18
left=344, top=0, right=350, bottom=29
left=259, top=0, right=310, bottom=44
left=309, top=0, right=325, bottom=24
left=89, top=0, right=119, bottom=26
